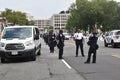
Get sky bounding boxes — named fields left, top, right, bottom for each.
left=0, top=0, right=75, bottom=19
left=0, top=0, right=120, bottom=19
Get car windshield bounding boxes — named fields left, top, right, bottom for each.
left=2, top=27, right=32, bottom=39
left=115, top=31, right=120, bottom=35
left=105, top=32, right=109, bottom=36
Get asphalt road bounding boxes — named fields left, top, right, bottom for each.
left=63, top=39, right=120, bottom=80
left=0, top=38, right=85, bottom=80
left=0, top=38, right=120, bottom=80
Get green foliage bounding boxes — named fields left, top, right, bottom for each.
left=0, top=8, right=34, bottom=25
left=67, top=0, right=120, bottom=32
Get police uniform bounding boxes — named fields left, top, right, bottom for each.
left=85, top=33, right=98, bottom=63
left=48, top=33, right=56, bottom=53
left=74, top=32, right=84, bottom=57
left=57, top=30, right=65, bottom=59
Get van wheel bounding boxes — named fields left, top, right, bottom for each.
left=31, top=49, right=36, bottom=61
left=37, top=49, right=41, bottom=55
left=37, top=44, right=41, bottom=55
left=32, top=56, right=36, bottom=61
left=1, top=58, right=5, bottom=63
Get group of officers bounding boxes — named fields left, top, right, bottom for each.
left=73, top=28, right=99, bottom=63
left=43, top=28, right=99, bottom=63
left=43, top=29, right=65, bottom=59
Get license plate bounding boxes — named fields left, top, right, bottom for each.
left=12, top=51, right=18, bottom=55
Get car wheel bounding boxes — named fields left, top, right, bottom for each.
left=111, top=41, right=116, bottom=48
left=1, top=58, right=5, bottom=63
left=104, top=40, right=108, bottom=47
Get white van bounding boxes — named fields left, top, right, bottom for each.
left=0, top=26, right=41, bottom=63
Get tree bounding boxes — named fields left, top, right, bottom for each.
left=66, top=0, right=120, bottom=32
left=66, top=3, right=80, bottom=29
left=0, top=8, right=34, bottom=25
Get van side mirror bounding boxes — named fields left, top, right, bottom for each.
left=34, top=34, right=39, bottom=40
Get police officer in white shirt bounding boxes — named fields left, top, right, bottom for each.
left=73, top=29, right=85, bottom=57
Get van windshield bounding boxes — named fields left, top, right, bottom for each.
left=2, top=27, right=32, bottom=39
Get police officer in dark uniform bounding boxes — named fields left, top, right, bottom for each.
left=57, top=30, right=65, bottom=59
left=85, top=29, right=99, bottom=63
left=48, top=30, right=56, bottom=53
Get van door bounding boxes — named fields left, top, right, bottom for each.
left=34, top=27, right=40, bottom=54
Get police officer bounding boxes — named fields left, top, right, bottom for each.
left=73, top=29, right=85, bottom=57
left=48, top=30, right=56, bottom=53
left=57, top=30, right=65, bottom=59
left=85, top=28, right=99, bottom=63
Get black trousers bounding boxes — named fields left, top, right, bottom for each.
left=59, top=46, right=64, bottom=59
left=75, top=40, right=84, bottom=56
left=86, top=48, right=97, bottom=63
left=49, top=41, right=54, bottom=52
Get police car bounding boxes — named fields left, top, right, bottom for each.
left=63, top=33, right=71, bottom=40
left=104, top=30, right=120, bottom=47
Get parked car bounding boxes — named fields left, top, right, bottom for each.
left=0, top=26, right=41, bottom=63
left=104, top=30, right=120, bottom=47
left=63, top=33, right=71, bottom=40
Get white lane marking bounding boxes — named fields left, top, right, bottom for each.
left=62, top=59, right=72, bottom=69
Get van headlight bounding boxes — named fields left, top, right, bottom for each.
left=25, top=41, right=34, bottom=46
left=0, top=42, right=5, bottom=47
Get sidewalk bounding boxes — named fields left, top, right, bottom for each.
left=39, top=38, right=85, bottom=80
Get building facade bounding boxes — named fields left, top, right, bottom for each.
left=34, top=11, right=70, bottom=32
left=50, top=13, right=70, bottom=29
left=34, top=19, right=50, bottom=29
